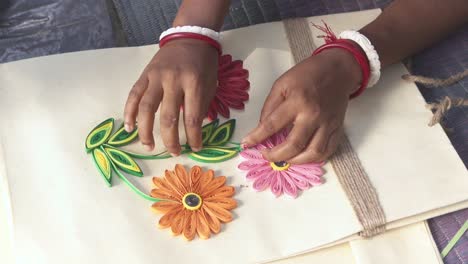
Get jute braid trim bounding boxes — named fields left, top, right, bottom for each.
left=330, top=138, right=386, bottom=237
left=283, top=18, right=386, bottom=237
left=283, top=18, right=318, bottom=62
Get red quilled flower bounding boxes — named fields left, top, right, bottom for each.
left=207, top=54, right=250, bottom=120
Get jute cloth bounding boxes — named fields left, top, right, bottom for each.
left=283, top=18, right=386, bottom=237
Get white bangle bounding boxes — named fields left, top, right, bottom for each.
left=339, top=30, right=381, bottom=88
left=159, top=26, right=221, bottom=43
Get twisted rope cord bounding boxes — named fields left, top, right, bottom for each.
left=402, top=69, right=468, bottom=126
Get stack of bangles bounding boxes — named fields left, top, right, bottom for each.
left=159, top=26, right=222, bottom=56
left=158, top=25, right=380, bottom=99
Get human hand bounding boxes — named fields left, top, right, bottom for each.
left=242, top=48, right=362, bottom=163
left=124, top=39, right=218, bottom=155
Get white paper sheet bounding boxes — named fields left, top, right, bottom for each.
left=272, top=221, right=442, bottom=264
left=349, top=221, right=442, bottom=264
left=0, top=9, right=467, bottom=264
left=0, top=140, right=14, bottom=264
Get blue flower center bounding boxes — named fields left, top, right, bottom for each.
left=185, top=194, right=200, bottom=207
left=274, top=161, right=288, bottom=167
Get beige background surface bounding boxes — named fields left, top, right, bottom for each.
left=0, top=9, right=466, bottom=264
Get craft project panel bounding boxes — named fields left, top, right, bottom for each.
left=0, top=21, right=358, bottom=264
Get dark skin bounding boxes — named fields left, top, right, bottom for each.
left=124, top=0, right=468, bottom=162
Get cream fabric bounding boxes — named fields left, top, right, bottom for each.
left=0, top=9, right=466, bottom=264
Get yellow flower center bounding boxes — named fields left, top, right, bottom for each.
left=182, top=193, right=203, bottom=210
left=270, top=161, right=290, bottom=171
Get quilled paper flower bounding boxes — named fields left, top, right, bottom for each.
left=207, top=54, right=250, bottom=120
left=150, top=164, right=237, bottom=241
left=238, top=130, right=325, bottom=198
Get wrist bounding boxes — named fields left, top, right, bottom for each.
left=311, top=22, right=377, bottom=98
left=172, top=1, right=230, bottom=31
left=173, top=20, right=221, bottom=32
left=316, top=48, right=363, bottom=95
left=163, top=38, right=216, bottom=50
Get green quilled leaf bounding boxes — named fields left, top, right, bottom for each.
left=85, top=118, right=114, bottom=152
left=207, top=119, right=236, bottom=146
left=108, top=124, right=138, bottom=147
left=188, top=146, right=239, bottom=163
left=201, top=119, right=219, bottom=145
left=104, top=147, right=143, bottom=177
left=92, top=148, right=112, bottom=186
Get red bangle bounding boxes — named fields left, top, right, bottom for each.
left=159, top=32, right=222, bottom=56
left=312, top=39, right=370, bottom=99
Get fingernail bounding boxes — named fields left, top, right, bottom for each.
left=261, top=148, right=270, bottom=153
left=192, top=147, right=202, bottom=152
left=170, top=152, right=179, bottom=157
left=260, top=149, right=270, bottom=158
left=241, top=139, right=249, bottom=148
left=143, top=144, right=153, bottom=151
left=124, top=123, right=132, bottom=132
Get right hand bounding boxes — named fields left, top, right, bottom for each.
left=124, top=39, right=219, bottom=155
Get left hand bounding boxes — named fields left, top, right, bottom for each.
left=241, top=47, right=362, bottom=164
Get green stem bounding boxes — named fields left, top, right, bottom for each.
left=103, top=144, right=171, bottom=160
left=181, top=149, right=192, bottom=155
left=227, top=142, right=243, bottom=152
left=108, top=158, right=160, bottom=203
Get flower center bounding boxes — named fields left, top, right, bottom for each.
left=270, top=161, right=290, bottom=171
left=182, top=193, right=203, bottom=211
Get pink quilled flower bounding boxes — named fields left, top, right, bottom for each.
left=238, top=130, right=325, bottom=198
left=206, top=54, right=250, bottom=120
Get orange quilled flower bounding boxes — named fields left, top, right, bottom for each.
left=150, top=164, right=237, bottom=241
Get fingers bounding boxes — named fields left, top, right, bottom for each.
left=325, top=127, right=344, bottom=159
left=137, top=79, right=163, bottom=151
left=242, top=102, right=296, bottom=147
left=307, top=125, right=330, bottom=155
left=124, top=75, right=148, bottom=132
left=262, top=119, right=316, bottom=162
left=183, top=83, right=205, bottom=152
left=160, top=85, right=183, bottom=156
left=259, top=82, right=285, bottom=122
left=288, top=126, right=344, bottom=164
